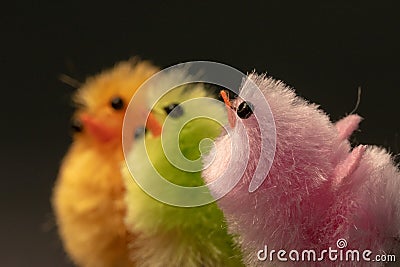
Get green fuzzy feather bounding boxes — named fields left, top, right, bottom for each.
left=123, top=83, right=244, bottom=267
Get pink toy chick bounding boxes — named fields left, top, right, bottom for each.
left=202, top=73, right=400, bottom=266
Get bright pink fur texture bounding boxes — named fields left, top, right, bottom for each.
left=202, top=74, right=400, bottom=266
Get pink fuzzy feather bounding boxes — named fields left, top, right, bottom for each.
left=202, top=74, right=400, bottom=266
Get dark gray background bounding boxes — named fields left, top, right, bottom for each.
left=2, top=1, right=399, bottom=266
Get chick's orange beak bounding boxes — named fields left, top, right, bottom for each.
left=146, top=112, right=162, bottom=137
left=80, top=113, right=119, bottom=142
left=220, top=90, right=236, bottom=128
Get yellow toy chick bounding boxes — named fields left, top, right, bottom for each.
left=52, top=59, right=158, bottom=267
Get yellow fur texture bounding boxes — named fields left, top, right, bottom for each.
left=52, top=59, right=158, bottom=267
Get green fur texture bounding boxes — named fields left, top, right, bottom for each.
left=123, top=84, right=244, bottom=267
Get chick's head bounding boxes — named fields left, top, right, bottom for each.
left=144, top=83, right=227, bottom=187
left=71, top=60, right=158, bottom=149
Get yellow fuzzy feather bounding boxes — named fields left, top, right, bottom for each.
left=52, top=59, right=158, bottom=267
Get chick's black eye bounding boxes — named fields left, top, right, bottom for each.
left=237, top=101, right=254, bottom=119
left=71, top=119, right=83, bottom=133
left=111, top=97, right=124, bottom=110
left=134, top=126, right=146, bottom=139
left=163, top=103, right=184, bottom=118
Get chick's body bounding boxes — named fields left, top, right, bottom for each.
left=122, top=84, right=244, bottom=267
left=52, top=60, right=158, bottom=267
